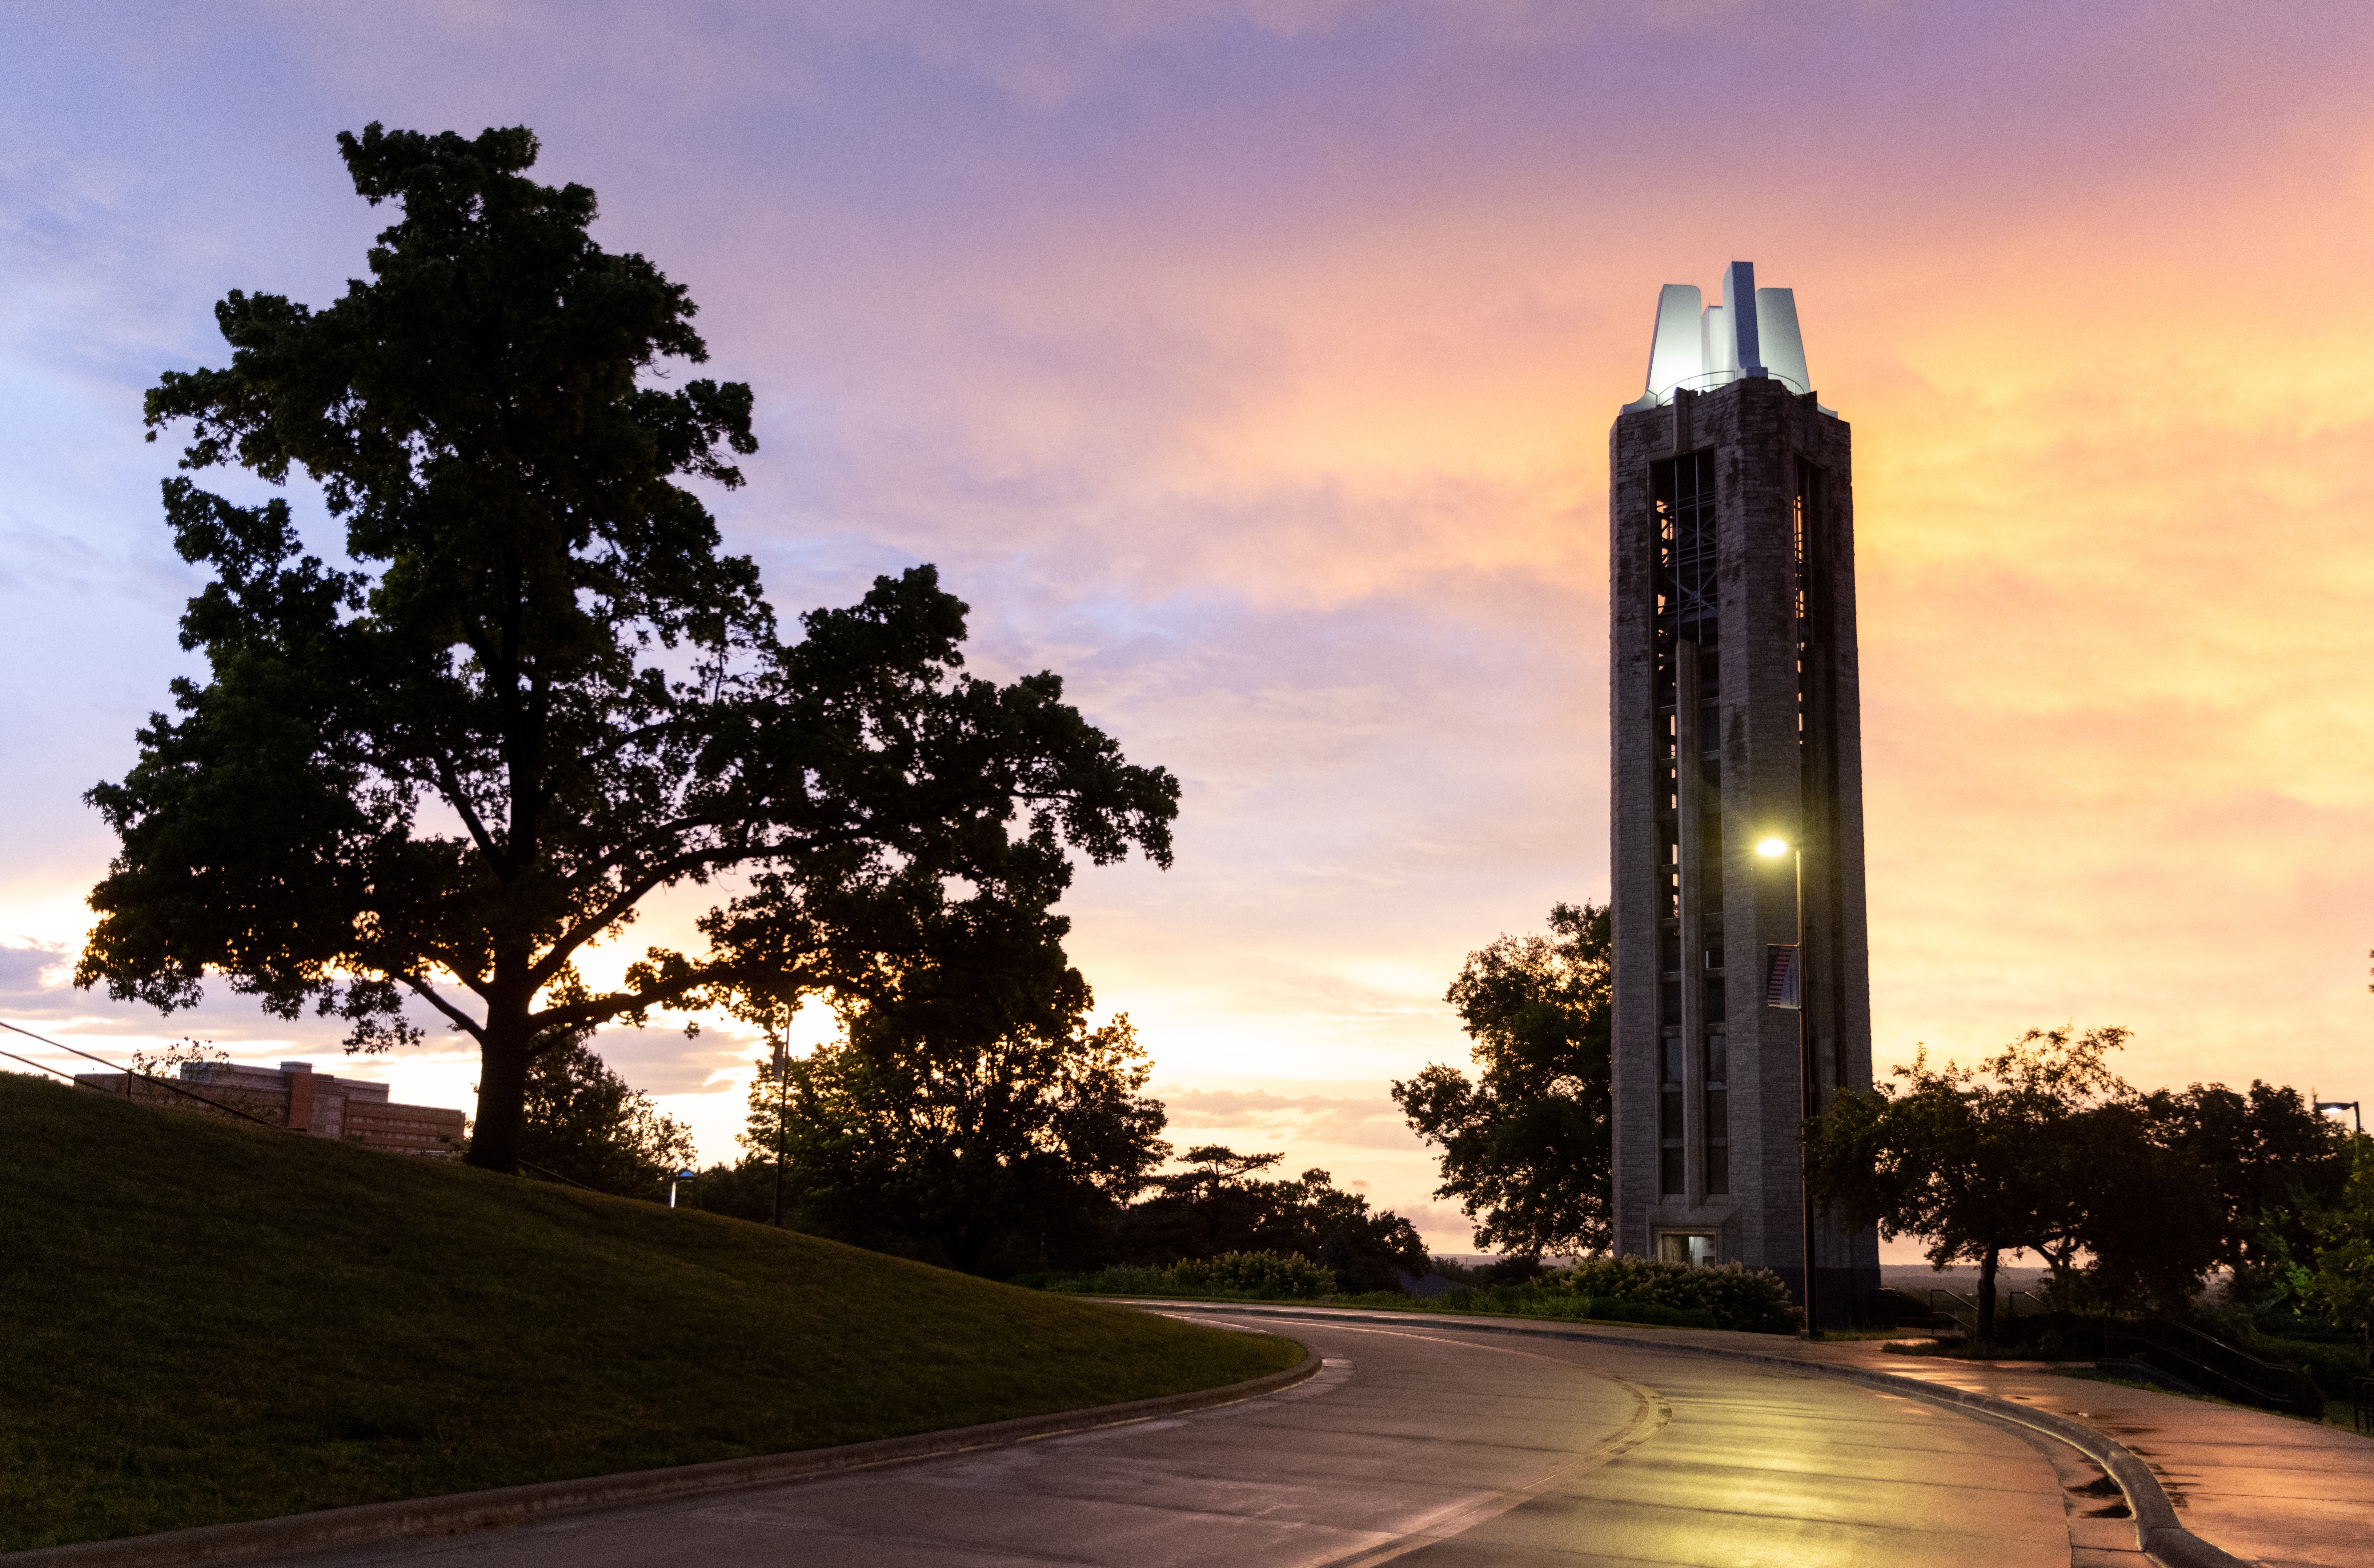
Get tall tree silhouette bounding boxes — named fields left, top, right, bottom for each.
left=82, top=124, right=1177, bottom=1172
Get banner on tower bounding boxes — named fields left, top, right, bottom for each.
left=1764, top=944, right=1800, bottom=1009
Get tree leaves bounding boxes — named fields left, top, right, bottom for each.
left=1805, top=1029, right=2347, bottom=1331
left=512, top=1031, right=698, bottom=1199
left=83, top=122, right=1178, bottom=1173
left=1393, top=900, right=1612, bottom=1257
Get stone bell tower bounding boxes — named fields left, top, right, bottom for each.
left=1606, top=262, right=1879, bottom=1323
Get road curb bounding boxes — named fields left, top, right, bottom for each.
left=1126, top=1300, right=2251, bottom=1568
left=3, top=1341, right=1321, bottom=1568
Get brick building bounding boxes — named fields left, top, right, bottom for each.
left=74, top=1060, right=466, bottom=1156
left=1606, top=262, right=1880, bottom=1322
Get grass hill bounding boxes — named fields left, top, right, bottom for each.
left=0, top=1071, right=1302, bottom=1551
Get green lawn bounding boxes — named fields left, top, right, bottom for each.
left=0, top=1072, right=1302, bottom=1550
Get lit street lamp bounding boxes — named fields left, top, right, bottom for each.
left=2317, top=1100, right=2363, bottom=1134
left=668, top=1169, right=696, bottom=1209
left=1757, top=835, right=1818, bottom=1336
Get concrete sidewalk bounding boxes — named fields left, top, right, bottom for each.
left=1128, top=1302, right=2374, bottom=1568
left=1796, top=1336, right=2372, bottom=1568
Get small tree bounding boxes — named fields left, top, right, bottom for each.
left=1123, top=1146, right=1289, bottom=1257
left=1806, top=1028, right=2134, bottom=1342
left=2148, top=1081, right=2348, bottom=1305
left=509, top=1029, right=696, bottom=1198
left=1121, top=1145, right=1430, bottom=1289
left=1392, top=901, right=1611, bottom=1258
left=753, top=914, right=1169, bottom=1273
left=78, top=124, right=1176, bottom=1174
left=2308, top=1134, right=2374, bottom=1347
left=2063, top=1093, right=2224, bottom=1314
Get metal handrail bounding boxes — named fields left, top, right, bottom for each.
left=1916, top=1285, right=2042, bottom=1338
left=1650, top=368, right=1814, bottom=404
left=2104, top=1314, right=2323, bottom=1417
left=1923, top=1288, right=1973, bottom=1334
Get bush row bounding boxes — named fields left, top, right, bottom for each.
left=1025, top=1251, right=1800, bottom=1334
left=1037, top=1251, right=1338, bottom=1300
left=1416, top=1259, right=1795, bottom=1333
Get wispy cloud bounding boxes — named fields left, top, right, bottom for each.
left=1158, top=1084, right=1426, bottom=1153
left=6, top=0, right=2372, bottom=1191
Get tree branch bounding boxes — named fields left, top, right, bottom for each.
left=431, top=753, right=505, bottom=863
left=527, top=957, right=798, bottom=1036
left=525, top=821, right=880, bottom=991
left=397, top=972, right=487, bottom=1043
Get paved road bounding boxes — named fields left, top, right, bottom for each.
left=274, top=1311, right=2138, bottom=1567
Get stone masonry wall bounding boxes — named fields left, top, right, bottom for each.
left=1608, top=376, right=1878, bottom=1315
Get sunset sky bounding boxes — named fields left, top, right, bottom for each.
left=5, top=2, right=2372, bottom=1255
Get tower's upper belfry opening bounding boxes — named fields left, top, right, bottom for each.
left=1621, top=260, right=1828, bottom=414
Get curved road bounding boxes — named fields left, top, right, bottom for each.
left=278, top=1310, right=2140, bottom=1567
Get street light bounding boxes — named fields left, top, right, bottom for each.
left=668, top=1169, right=696, bottom=1209
left=1758, top=835, right=1818, bottom=1336
left=771, top=1036, right=790, bottom=1229
left=2317, top=1101, right=2363, bottom=1134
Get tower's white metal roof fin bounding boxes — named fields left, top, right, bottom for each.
left=1622, top=262, right=1833, bottom=415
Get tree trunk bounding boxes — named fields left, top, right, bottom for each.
left=941, top=1224, right=990, bottom=1275
left=1976, top=1247, right=2000, bottom=1345
left=468, top=1008, right=535, bottom=1174
left=2044, top=1243, right=2077, bottom=1311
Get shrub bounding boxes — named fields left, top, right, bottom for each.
left=1418, top=1283, right=1722, bottom=1329
left=1586, top=1296, right=1720, bottom=1330
left=1551, top=1257, right=1800, bottom=1334
left=1045, top=1264, right=1173, bottom=1296
left=1172, top=1252, right=1339, bottom=1298
left=2252, top=1334, right=2368, bottom=1400
left=1426, top=1257, right=1796, bottom=1333
left=1034, top=1250, right=1799, bottom=1330
left=1045, top=1251, right=1336, bottom=1300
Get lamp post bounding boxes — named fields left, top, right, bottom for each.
left=2317, top=1100, right=2363, bottom=1135
left=771, top=1035, right=789, bottom=1228
left=1757, top=835, right=1817, bottom=1337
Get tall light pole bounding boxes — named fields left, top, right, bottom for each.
left=771, top=1034, right=789, bottom=1228
left=1757, top=835, right=1817, bottom=1336
left=2318, top=1100, right=2363, bottom=1135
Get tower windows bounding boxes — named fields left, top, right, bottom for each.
left=1653, top=448, right=1720, bottom=1206
left=1654, top=451, right=1717, bottom=635
left=1703, top=1033, right=1730, bottom=1195
left=1659, top=1035, right=1686, bottom=1194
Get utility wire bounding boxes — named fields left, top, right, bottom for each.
left=518, top=1157, right=604, bottom=1193
left=7, top=1020, right=662, bottom=1196
left=0, top=1019, right=291, bottom=1131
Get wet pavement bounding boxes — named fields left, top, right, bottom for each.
left=1794, top=1334, right=2374, bottom=1568
left=1165, top=1304, right=2374, bottom=1568
left=256, top=1309, right=2121, bottom=1567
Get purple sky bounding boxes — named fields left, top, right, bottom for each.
left=7, top=3, right=2374, bottom=1253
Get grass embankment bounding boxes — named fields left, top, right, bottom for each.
left=0, top=1073, right=1301, bottom=1551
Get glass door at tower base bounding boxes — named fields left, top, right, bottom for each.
left=1657, top=1232, right=1717, bottom=1268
